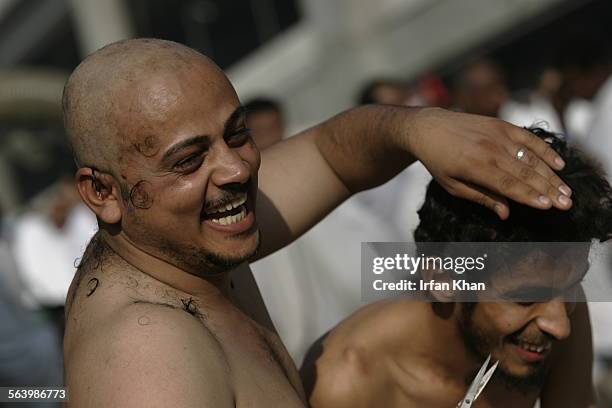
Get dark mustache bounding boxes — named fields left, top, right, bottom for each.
left=203, top=179, right=252, bottom=213
left=511, top=330, right=555, bottom=347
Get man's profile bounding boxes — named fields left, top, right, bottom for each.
left=61, top=38, right=574, bottom=407
left=301, top=128, right=612, bottom=408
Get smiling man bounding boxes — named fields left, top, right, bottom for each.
left=62, top=39, right=574, bottom=407
left=301, top=129, right=612, bottom=408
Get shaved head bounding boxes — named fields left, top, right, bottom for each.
left=64, top=38, right=260, bottom=275
left=63, top=38, right=230, bottom=176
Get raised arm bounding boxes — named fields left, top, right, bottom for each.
left=256, top=105, right=572, bottom=258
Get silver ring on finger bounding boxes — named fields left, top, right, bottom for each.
left=515, top=147, right=527, bottom=161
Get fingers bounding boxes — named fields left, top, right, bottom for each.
left=506, top=126, right=566, bottom=171
left=495, top=150, right=572, bottom=210
left=460, top=164, right=562, bottom=211
left=444, top=181, right=510, bottom=219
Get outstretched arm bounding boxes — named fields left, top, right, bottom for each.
left=256, top=105, right=571, bottom=258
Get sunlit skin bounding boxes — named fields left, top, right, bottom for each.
left=62, top=39, right=580, bottom=407
left=467, top=250, right=588, bottom=381
left=108, top=71, right=261, bottom=277
left=306, top=250, right=593, bottom=408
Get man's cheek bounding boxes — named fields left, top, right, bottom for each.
left=128, top=180, right=155, bottom=209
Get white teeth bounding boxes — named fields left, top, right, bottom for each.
left=518, top=341, right=547, bottom=353
left=209, top=206, right=247, bottom=226
left=206, top=194, right=248, bottom=215
left=231, top=195, right=247, bottom=209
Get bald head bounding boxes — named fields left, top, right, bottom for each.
left=63, top=38, right=230, bottom=174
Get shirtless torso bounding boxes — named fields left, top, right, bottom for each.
left=64, top=236, right=306, bottom=407
left=302, top=300, right=594, bottom=408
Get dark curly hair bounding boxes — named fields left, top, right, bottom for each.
left=414, top=128, right=612, bottom=243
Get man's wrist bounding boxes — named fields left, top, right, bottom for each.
left=387, top=105, right=435, bottom=162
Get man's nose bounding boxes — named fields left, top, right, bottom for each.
left=209, top=145, right=250, bottom=186
left=534, top=299, right=571, bottom=341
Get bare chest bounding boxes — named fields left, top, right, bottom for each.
left=197, top=303, right=307, bottom=407
left=391, top=368, right=539, bottom=408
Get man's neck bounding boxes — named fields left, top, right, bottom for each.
left=101, top=229, right=233, bottom=299
left=396, top=302, right=486, bottom=387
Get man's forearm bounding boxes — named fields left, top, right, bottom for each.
left=314, top=104, right=422, bottom=194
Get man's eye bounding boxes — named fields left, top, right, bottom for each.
left=226, top=128, right=251, bottom=147
left=174, top=154, right=203, bottom=171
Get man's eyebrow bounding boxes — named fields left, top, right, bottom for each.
left=502, top=262, right=590, bottom=293
left=161, top=135, right=210, bottom=162
left=223, top=106, right=247, bottom=135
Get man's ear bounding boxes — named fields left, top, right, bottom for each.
left=75, top=167, right=122, bottom=224
left=420, top=268, right=456, bottom=302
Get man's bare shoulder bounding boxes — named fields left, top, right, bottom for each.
left=327, top=299, right=426, bottom=351
left=308, top=300, right=426, bottom=408
left=66, top=301, right=234, bottom=408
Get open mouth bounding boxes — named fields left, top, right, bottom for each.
left=203, top=194, right=248, bottom=226
left=508, top=335, right=552, bottom=361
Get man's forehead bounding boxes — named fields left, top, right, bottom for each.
left=493, top=248, right=589, bottom=289
left=131, top=66, right=234, bottom=111
left=113, top=67, right=239, bottom=144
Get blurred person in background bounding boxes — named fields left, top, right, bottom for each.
left=0, top=70, right=96, bottom=353
left=357, top=78, right=412, bottom=106
left=575, top=34, right=612, bottom=173
left=453, top=58, right=509, bottom=118
left=11, top=173, right=97, bottom=332
left=408, top=73, right=453, bottom=109
left=500, top=67, right=565, bottom=135
left=557, top=31, right=612, bottom=405
left=0, top=204, right=63, bottom=403
left=557, top=32, right=611, bottom=141
left=244, top=97, right=286, bottom=150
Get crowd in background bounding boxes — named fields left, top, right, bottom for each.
left=0, top=5, right=611, bottom=408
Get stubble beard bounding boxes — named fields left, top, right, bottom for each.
left=458, top=303, right=548, bottom=395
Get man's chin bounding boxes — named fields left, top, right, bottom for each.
left=495, top=357, right=548, bottom=394
left=206, top=232, right=260, bottom=269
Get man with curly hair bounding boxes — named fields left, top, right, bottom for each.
left=302, top=129, right=610, bottom=408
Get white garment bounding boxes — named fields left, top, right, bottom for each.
left=583, top=75, right=612, bottom=382
left=564, top=98, right=594, bottom=143
left=12, top=204, right=97, bottom=307
left=253, top=198, right=390, bottom=364
left=585, top=75, right=612, bottom=177
left=253, top=164, right=432, bottom=364
left=500, top=95, right=564, bottom=134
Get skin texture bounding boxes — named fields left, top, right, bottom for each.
left=302, top=256, right=596, bottom=408
left=62, top=39, right=574, bottom=407
left=304, top=303, right=594, bottom=408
